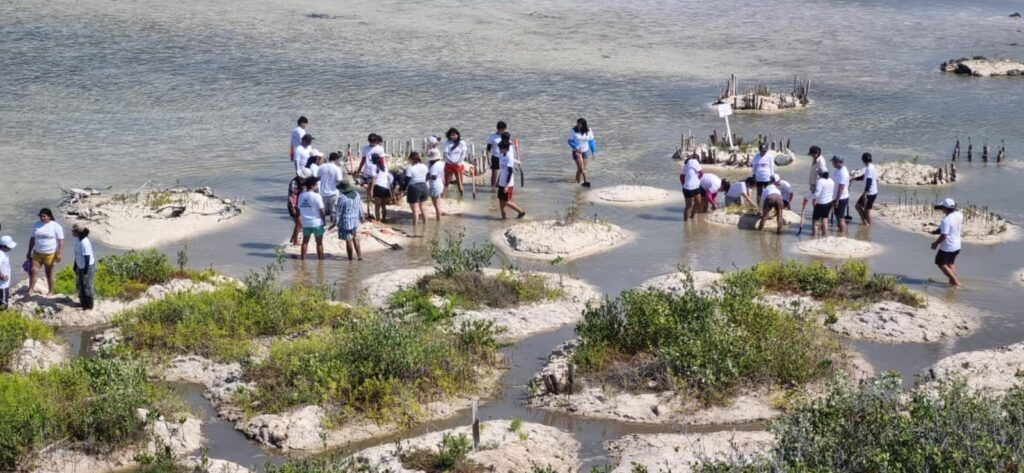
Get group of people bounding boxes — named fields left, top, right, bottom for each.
left=0, top=210, right=97, bottom=310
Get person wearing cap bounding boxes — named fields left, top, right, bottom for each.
left=757, top=175, right=786, bottom=234
left=931, top=198, right=963, bottom=287
left=371, top=158, right=394, bottom=222
left=294, top=133, right=315, bottom=176
left=486, top=122, right=519, bottom=188
left=297, top=176, right=326, bottom=260
left=699, top=172, right=723, bottom=212
left=71, top=224, right=96, bottom=310
left=568, top=118, right=595, bottom=187
left=807, top=145, right=827, bottom=192
left=852, top=152, right=878, bottom=226
left=329, top=179, right=364, bottom=261
left=405, top=152, right=430, bottom=225
left=318, top=153, right=343, bottom=225
left=750, top=142, right=775, bottom=201
left=681, top=154, right=703, bottom=221
left=831, top=155, right=851, bottom=236
left=443, top=128, right=467, bottom=197
left=0, top=235, right=16, bottom=310
left=812, top=170, right=835, bottom=236
left=289, top=116, right=308, bottom=167
left=26, top=208, right=64, bottom=295
left=774, top=174, right=794, bottom=209
left=496, top=141, right=526, bottom=220
left=427, top=144, right=446, bottom=222
left=286, top=168, right=311, bottom=245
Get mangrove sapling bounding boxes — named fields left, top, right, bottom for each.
left=53, top=248, right=216, bottom=300
left=0, top=309, right=56, bottom=368
left=400, top=433, right=485, bottom=473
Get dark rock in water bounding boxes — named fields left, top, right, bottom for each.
left=1010, top=12, right=1021, bottom=18
left=774, top=153, right=794, bottom=166
left=307, top=12, right=337, bottom=19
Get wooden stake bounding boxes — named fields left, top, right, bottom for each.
left=471, top=401, right=480, bottom=451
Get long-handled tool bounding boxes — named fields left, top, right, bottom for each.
left=796, top=202, right=807, bottom=236
left=471, top=153, right=477, bottom=200
left=368, top=231, right=402, bottom=250
left=515, top=138, right=524, bottom=188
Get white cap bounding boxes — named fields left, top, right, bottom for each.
left=297, top=168, right=312, bottom=179
left=772, top=173, right=780, bottom=182
left=427, top=136, right=439, bottom=145
left=938, top=197, right=956, bottom=209
left=0, top=235, right=16, bottom=249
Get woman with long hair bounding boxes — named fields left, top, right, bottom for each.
left=443, top=128, right=467, bottom=197
left=26, top=208, right=64, bottom=295
left=567, top=118, right=595, bottom=187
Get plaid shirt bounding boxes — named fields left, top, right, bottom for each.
left=334, top=192, right=363, bottom=231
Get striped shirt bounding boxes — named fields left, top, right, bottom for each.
left=334, top=192, right=364, bottom=232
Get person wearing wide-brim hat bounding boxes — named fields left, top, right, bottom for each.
left=329, top=179, right=365, bottom=261
left=0, top=235, right=17, bottom=310
left=931, top=198, right=963, bottom=287
left=71, top=223, right=96, bottom=310
left=426, top=139, right=446, bottom=222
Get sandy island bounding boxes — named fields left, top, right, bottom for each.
left=587, top=185, right=682, bottom=207
left=280, top=220, right=418, bottom=258
left=851, top=161, right=956, bottom=186
left=606, top=431, right=775, bottom=473
left=792, top=236, right=883, bottom=258
left=493, top=219, right=632, bottom=262
left=706, top=208, right=801, bottom=231
left=62, top=187, right=244, bottom=250
left=942, top=57, right=1024, bottom=77
left=874, top=203, right=1020, bottom=244
left=927, top=342, right=1024, bottom=395
left=388, top=197, right=472, bottom=218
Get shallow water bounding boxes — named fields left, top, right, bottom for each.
left=4, top=0, right=1024, bottom=469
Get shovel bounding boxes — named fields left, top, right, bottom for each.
left=368, top=231, right=402, bottom=250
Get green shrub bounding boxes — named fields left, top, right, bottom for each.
left=401, top=433, right=483, bottom=472
left=54, top=249, right=210, bottom=300
left=0, top=309, right=55, bottom=368
left=0, top=374, right=48, bottom=469
left=264, top=456, right=388, bottom=473
left=429, top=231, right=495, bottom=276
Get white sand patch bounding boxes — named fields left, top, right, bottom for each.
left=793, top=236, right=882, bottom=258
left=606, top=431, right=775, bottom=473
left=587, top=185, right=681, bottom=207
left=874, top=203, right=1020, bottom=245
left=864, top=162, right=956, bottom=186
left=639, top=271, right=724, bottom=295
left=831, top=296, right=978, bottom=344
left=941, top=57, right=1024, bottom=77
left=180, top=457, right=253, bottom=473
left=361, top=267, right=601, bottom=342
left=62, top=187, right=244, bottom=250
left=6, top=339, right=69, bottom=373
left=388, top=197, right=472, bottom=217
left=279, top=220, right=417, bottom=257
left=927, top=342, right=1024, bottom=395
left=493, top=220, right=631, bottom=262
left=706, top=208, right=801, bottom=231
left=350, top=420, right=579, bottom=473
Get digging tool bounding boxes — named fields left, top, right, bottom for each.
left=368, top=231, right=402, bottom=250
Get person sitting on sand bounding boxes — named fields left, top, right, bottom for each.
left=931, top=198, right=963, bottom=287
left=287, top=169, right=310, bottom=246
left=294, top=133, right=315, bottom=176
left=757, top=176, right=786, bottom=234
left=487, top=122, right=519, bottom=188
left=289, top=116, right=308, bottom=168
left=807, top=145, right=827, bottom=192
left=700, top=172, right=723, bottom=212
left=568, top=118, right=595, bottom=187
left=405, top=152, right=430, bottom=225
left=751, top=142, right=775, bottom=201
left=831, top=155, right=851, bottom=236
left=852, top=152, right=878, bottom=226
left=297, top=176, right=325, bottom=260
left=681, top=154, right=703, bottom=221
left=71, top=224, right=95, bottom=310
left=26, top=208, right=64, bottom=295
left=0, top=235, right=16, bottom=310
left=318, top=153, right=343, bottom=226
left=496, top=141, right=526, bottom=220
left=371, top=160, right=394, bottom=222
left=724, top=176, right=757, bottom=207
left=329, top=180, right=364, bottom=261
left=443, top=128, right=467, bottom=197
left=427, top=141, right=445, bottom=222
left=812, top=170, right=835, bottom=236
left=774, top=174, right=794, bottom=209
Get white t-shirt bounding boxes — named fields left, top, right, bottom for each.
left=373, top=167, right=393, bottom=189
left=760, top=183, right=782, bottom=207
left=752, top=153, right=775, bottom=182
left=810, top=156, right=828, bottom=188
left=297, top=191, right=324, bottom=228
left=814, top=178, right=835, bottom=205
left=444, top=140, right=467, bottom=164
left=778, top=180, right=793, bottom=202
left=32, top=221, right=64, bottom=254
left=405, top=163, right=429, bottom=184
left=0, top=251, right=10, bottom=290
left=700, top=173, right=722, bottom=193
left=487, top=132, right=504, bottom=157
left=498, top=153, right=518, bottom=188
left=361, top=144, right=386, bottom=177
left=308, top=162, right=320, bottom=178
left=726, top=181, right=747, bottom=198
left=568, top=128, right=594, bottom=153
left=294, top=144, right=312, bottom=175
left=833, top=166, right=851, bottom=200
left=939, top=211, right=963, bottom=252
left=318, top=163, right=342, bottom=197
left=290, top=126, right=305, bottom=158
left=863, top=163, right=878, bottom=196
left=75, top=237, right=95, bottom=268
left=682, top=160, right=702, bottom=190
left=428, top=160, right=445, bottom=188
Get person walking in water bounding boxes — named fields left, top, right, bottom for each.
left=427, top=141, right=446, bottom=221
left=71, top=224, right=95, bottom=310
left=329, top=180, right=364, bottom=261
left=486, top=122, right=518, bottom=188
left=289, top=116, right=308, bottom=168
left=931, top=198, right=963, bottom=287
left=812, top=170, right=835, bottom=236
left=443, top=128, right=467, bottom=196
left=0, top=235, right=16, bottom=310
left=681, top=154, right=703, bottom=221
left=496, top=141, right=526, bottom=220
left=405, top=152, right=430, bottom=225
left=853, top=152, right=878, bottom=226
left=297, top=176, right=325, bottom=260
left=318, top=153, right=343, bottom=225
left=831, top=155, right=851, bottom=236
left=757, top=175, right=786, bottom=234
left=370, top=160, right=394, bottom=222
left=568, top=118, right=595, bottom=187
left=751, top=142, right=774, bottom=201
left=286, top=169, right=310, bottom=246
left=807, top=145, right=827, bottom=192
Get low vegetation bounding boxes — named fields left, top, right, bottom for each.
left=698, top=374, right=1024, bottom=472
left=54, top=249, right=215, bottom=300
left=573, top=274, right=844, bottom=405
left=0, top=356, right=179, bottom=470
left=0, top=309, right=55, bottom=368
left=400, top=433, right=484, bottom=472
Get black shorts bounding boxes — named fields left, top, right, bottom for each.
left=935, top=250, right=960, bottom=266
left=490, top=155, right=501, bottom=170
left=762, top=194, right=783, bottom=210
left=833, top=198, right=849, bottom=219
left=287, top=203, right=298, bottom=218
left=406, top=182, right=428, bottom=203
left=498, top=186, right=514, bottom=202
left=859, top=194, right=877, bottom=210
left=682, top=187, right=702, bottom=198
left=372, top=185, right=392, bottom=200
left=812, top=203, right=832, bottom=220
left=0, top=287, right=8, bottom=310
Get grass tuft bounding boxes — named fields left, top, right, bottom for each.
left=0, top=310, right=56, bottom=368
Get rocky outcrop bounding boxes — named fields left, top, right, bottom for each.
left=6, top=339, right=68, bottom=373
left=941, top=57, right=1024, bottom=77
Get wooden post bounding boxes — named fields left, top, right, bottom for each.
left=471, top=401, right=480, bottom=451
left=982, top=141, right=989, bottom=162
left=567, top=364, right=575, bottom=394
left=545, top=374, right=560, bottom=395
left=997, top=141, right=1006, bottom=163
left=967, top=137, right=973, bottom=161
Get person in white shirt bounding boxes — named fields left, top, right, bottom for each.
left=757, top=176, right=786, bottom=234
left=404, top=152, right=430, bottom=225
left=289, top=116, right=308, bottom=167
left=71, top=224, right=96, bottom=310
left=357, top=133, right=387, bottom=188
left=931, top=198, right=963, bottom=287
left=811, top=170, right=835, bottom=236
left=486, top=122, right=519, bottom=188
left=699, top=172, right=723, bottom=212
left=318, top=153, right=343, bottom=225
left=853, top=152, right=879, bottom=226
left=297, top=176, right=326, bottom=260
left=680, top=155, right=703, bottom=221
left=26, top=208, right=64, bottom=295
left=750, top=142, right=775, bottom=201
left=808, top=145, right=827, bottom=192
left=443, top=128, right=468, bottom=197
left=724, top=177, right=757, bottom=207
left=294, top=134, right=315, bottom=176
left=831, top=155, right=851, bottom=236
left=773, top=174, right=794, bottom=209
left=568, top=118, right=595, bottom=187
left=427, top=148, right=446, bottom=222
left=0, top=235, right=16, bottom=310
left=496, top=141, right=526, bottom=220
left=371, top=162, right=395, bottom=222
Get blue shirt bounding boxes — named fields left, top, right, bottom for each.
left=334, top=192, right=363, bottom=232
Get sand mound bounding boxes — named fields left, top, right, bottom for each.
left=927, top=342, right=1024, bottom=395
left=942, top=57, right=1024, bottom=77
left=865, top=162, right=955, bottom=186
left=793, top=236, right=882, bottom=258
left=639, top=271, right=724, bottom=295
left=62, top=187, right=243, bottom=250
left=361, top=267, right=601, bottom=342
left=280, top=220, right=417, bottom=257
left=707, top=208, right=801, bottom=231
left=875, top=203, right=1020, bottom=244
left=6, top=339, right=69, bottom=373
left=351, top=420, right=579, bottom=472
left=606, top=431, right=775, bottom=473
left=587, top=185, right=680, bottom=207
left=389, top=197, right=471, bottom=218
left=831, top=295, right=978, bottom=344
left=494, top=220, right=631, bottom=261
